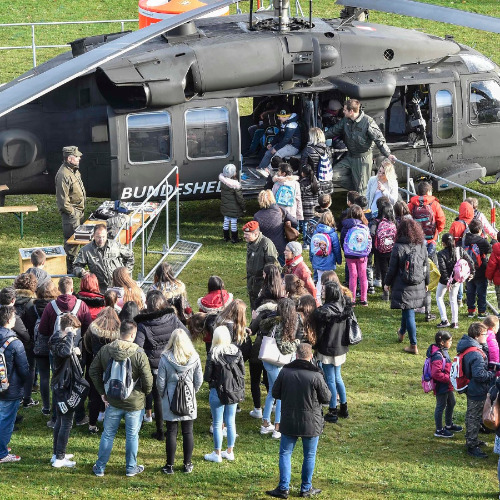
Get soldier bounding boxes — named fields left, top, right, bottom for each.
left=55, top=146, right=86, bottom=273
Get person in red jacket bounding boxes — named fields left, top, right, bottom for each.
left=449, top=201, right=475, bottom=246
left=282, top=242, right=317, bottom=302
left=486, top=231, right=500, bottom=312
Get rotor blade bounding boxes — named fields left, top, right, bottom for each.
left=335, top=0, right=500, bottom=34
left=0, top=0, right=238, bottom=119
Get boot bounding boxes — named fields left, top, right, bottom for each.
left=223, top=229, right=230, bottom=242
left=324, top=407, right=338, bottom=423
left=338, top=403, right=349, bottom=419
left=231, top=231, right=240, bottom=244
left=382, top=289, right=390, bottom=301
left=404, top=345, right=419, bottom=355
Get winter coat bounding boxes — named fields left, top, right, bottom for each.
left=246, top=232, right=279, bottom=298
left=272, top=359, right=331, bottom=437
left=197, top=290, right=233, bottom=315
left=449, top=202, right=474, bottom=246
left=134, top=307, right=189, bottom=371
left=299, top=176, right=319, bottom=222
left=282, top=256, right=317, bottom=300
left=437, top=246, right=475, bottom=285
left=300, top=142, right=329, bottom=176
left=14, top=291, right=35, bottom=326
left=426, top=344, right=452, bottom=394
left=456, top=334, right=495, bottom=401
left=312, top=297, right=351, bottom=357
left=219, top=173, right=245, bottom=219
left=340, top=218, right=369, bottom=260
left=26, top=267, right=51, bottom=288
left=75, top=291, right=106, bottom=321
left=272, top=175, right=304, bottom=221
left=309, top=223, right=342, bottom=272
left=254, top=204, right=298, bottom=256
left=486, top=330, right=500, bottom=366
left=204, top=347, right=245, bottom=393
left=214, top=319, right=252, bottom=362
left=23, top=298, right=53, bottom=356
left=271, top=113, right=302, bottom=151
left=249, top=301, right=278, bottom=361
left=87, top=322, right=118, bottom=357
left=486, top=242, right=500, bottom=285
left=157, top=350, right=203, bottom=421
left=55, top=162, right=86, bottom=216
left=0, top=326, right=29, bottom=401
left=90, top=339, right=153, bottom=411
left=366, top=175, right=399, bottom=213
left=384, top=237, right=429, bottom=310
left=407, top=194, right=446, bottom=245
left=462, top=232, right=491, bottom=281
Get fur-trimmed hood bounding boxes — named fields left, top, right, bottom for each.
left=134, top=306, right=177, bottom=324
left=197, top=290, right=233, bottom=314
left=219, top=173, right=241, bottom=190
left=76, top=291, right=106, bottom=308
left=89, top=321, right=120, bottom=340
left=256, top=301, right=278, bottom=314
left=272, top=174, right=300, bottom=184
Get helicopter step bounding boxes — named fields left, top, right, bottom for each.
left=432, top=162, right=486, bottom=192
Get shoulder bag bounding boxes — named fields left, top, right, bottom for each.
left=258, top=326, right=294, bottom=366
left=347, top=312, right=363, bottom=345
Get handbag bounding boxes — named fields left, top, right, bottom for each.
left=347, top=312, right=362, bottom=345
left=483, top=387, right=500, bottom=430
left=284, top=220, right=300, bottom=242
left=258, top=327, right=294, bottom=366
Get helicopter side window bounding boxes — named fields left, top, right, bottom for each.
left=127, top=112, right=171, bottom=164
left=469, top=80, right=500, bottom=126
left=185, top=107, right=229, bottom=160
left=435, top=90, right=454, bottom=140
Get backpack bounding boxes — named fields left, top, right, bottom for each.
left=343, top=224, right=372, bottom=258
left=215, top=355, right=245, bottom=405
left=275, top=184, right=296, bottom=208
left=314, top=147, right=333, bottom=182
left=304, top=216, right=320, bottom=246
left=447, top=247, right=471, bottom=287
left=261, top=126, right=279, bottom=147
left=0, top=337, right=19, bottom=393
left=422, top=352, right=446, bottom=393
left=311, top=232, right=332, bottom=257
left=374, top=219, right=397, bottom=254
left=167, top=371, right=195, bottom=417
left=411, top=196, right=436, bottom=240
left=450, top=346, right=486, bottom=393
left=400, top=245, right=427, bottom=285
left=33, top=306, right=50, bottom=357
left=103, top=356, right=137, bottom=401
left=459, top=220, right=470, bottom=248
left=51, top=299, right=82, bottom=337
left=463, top=241, right=483, bottom=270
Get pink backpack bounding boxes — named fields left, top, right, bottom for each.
left=374, top=218, right=397, bottom=254
left=447, top=247, right=471, bottom=288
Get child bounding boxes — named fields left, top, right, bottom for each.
left=465, top=197, right=497, bottom=241
left=219, top=163, right=245, bottom=244
left=26, top=248, right=51, bottom=287
left=436, top=233, right=475, bottom=329
left=272, top=162, right=303, bottom=222
left=427, top=331, right=462, bottom=438
left=486, top=231, right=500, bottom=313
left=298, top=164, right=319, bottom=248
left=394, top=200, right=412, bottom=226
left=338, top=190, right=359, bottom=233
left=484, top=315, right=500, bottom=375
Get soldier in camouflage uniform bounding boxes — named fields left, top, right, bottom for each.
left=55, top=146, right=86, bottom=272
left=325, top=99, right=396, bottom=195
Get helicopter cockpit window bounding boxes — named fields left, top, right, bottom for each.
left=469, top=81, right=500, bottom=126
left=435, top=90, right=454, bottom=140
left=127, top=112, right=171, bottom=164
left=185, top=107, right=229, bottom=159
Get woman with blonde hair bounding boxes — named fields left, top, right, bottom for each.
left=366, top=159, right=399, bottom=216
left=108, top=267, right=146, bottom=310
left=204, top=325, right=245, bottom=463
left=157, top=328, right=203, bottom=474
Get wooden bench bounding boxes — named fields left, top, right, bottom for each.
left=0, top=205, right=38, bottom=238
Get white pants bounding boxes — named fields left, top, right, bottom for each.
left=436, top=282, right=459, bottom=323
left=316, top=270, right=325, bottom=302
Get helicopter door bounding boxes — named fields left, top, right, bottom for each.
left=429, top=83, right=458, bottom=147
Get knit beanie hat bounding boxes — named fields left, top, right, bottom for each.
left=286, top=241, right=302, bottom=257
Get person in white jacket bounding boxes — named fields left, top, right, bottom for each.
left=465, top=197, right=497, bottom=241
left=366, top=159, right=399, bottom=217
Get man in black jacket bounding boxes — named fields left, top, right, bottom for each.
left=266, top=343, right=331, bottom=499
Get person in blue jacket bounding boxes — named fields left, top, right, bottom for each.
left=309, top=211, right=342, bottom=300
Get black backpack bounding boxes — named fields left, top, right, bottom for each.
left=216, top=354, right=245, bottom=405
left=168, top=371, right=195, bottom=417
left=400, top=245, right=427, bottom=285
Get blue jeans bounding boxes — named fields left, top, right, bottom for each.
left=466, top=279, right=488, bottom=313
left=249, top=128, right=265, bottom=152
left=278, top=434, right=319, bottom=492
left=322, top=364, right=346, bottom=408
left=209, top=388, right=237, bottom=450
left=263, top=361, right=282, bottom=424
left=0, top=399, right=21, bottom=459
left=95, top=405, right=144, bottom=474
left=400, top=309, right=417, bottom=346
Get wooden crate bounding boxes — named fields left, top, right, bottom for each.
left=19, top=246, right=67, bottom=284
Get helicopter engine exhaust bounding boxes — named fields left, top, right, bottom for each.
left=96, top=33, right=326, bottom=109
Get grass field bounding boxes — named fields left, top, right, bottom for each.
left=0, top=0, right=499, bottom=499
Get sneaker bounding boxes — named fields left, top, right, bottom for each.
left=457, top=299, right=463, bottom=307
left=373, top=279, right=382, bottom=288
left=143, top=415, right=153, bottom=423
left=204, top=451, right=222, bottom=463
left=51, top=454, right=74, bottom=464
left=249, top=408, right=263, bottom=419
left=425, top=313, right=437, bottom=322
left=0, top=454, right=21, bottom=463
left=260, top=423, right=275, bottom=434
left=161, top=464, right=174, bottom=474
left=256, top=168, right=270, bottom=178
left=23, top=398, right=40, bottom=408
left=478, top=312, right=487, bottom=320
left=434, top=428, right=453, bottom=438
left=183, top=462, right=194, bottom=473
left=236, top=405, right=242, bottom=413
left=436, top=320, right=451, bottom=328
left=88, top=425, right=99, bottom=434
left=47, top=420, right=55, bottom=429
left=368, top=287, right=375, bottom=295
left=209, top=424, right=227, bottom=437
left=300, top=487, right=322, bottom=497
left=126, top=465, right=145, bottom=476
left=450, top=323, right=459, bottom=329
left=302, top=244, right=309, bottom=251
left=445, top=424, right=463, bottom=432
left=41, top=407, right=51, bottom=416
left=92, top=464, right=104, bottom=477
left=272, top=430, right=281, bottom=439
left=359, top=301, right=368, bottom=306
left=221, top=449, right=235, bottom=461
left=266, top=487, right=289, bottom=499
left=467, top=446, right=487, bottom=459
left=75, top=416, right=89, bottom=426
left=468, top=311, right=476, bottom=318
left=52, top=457, right=76, bottom=468
left=97, top=412, right=105, bottom=422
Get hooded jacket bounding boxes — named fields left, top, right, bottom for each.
left=486, top=242, right=500, bottom=285
left=462, top=232, right=491, bottom=281
left=449, top=202, right=474, bottom=246
left=0, top=326, right=29, bottom=401
left=272, top=113, right=302, bottom=151
left=407, top=194, right=446, bottom=245
left=197, top=289, right=233, bottom=315
left=219, top=173, right=245, bottom=219
left=309, top=223, right=342, bottom=272
left=456, top=334, right=495, bottom=401
left=254, top=204, right=298, bottom=256
left=134, top=307, right=188, bottom=370
left=272, top=358, right=331, bottom=437
left=204, top=347, right=245, bottom=395
left=426, top=344, right=452, bottom=394
left=272, top=174, right=304, bottom=221
left=437, top=246, right=475, bottom=285
left=157, top=350, right=203, bottom=421
left=90, top=338, right=153, bottom=411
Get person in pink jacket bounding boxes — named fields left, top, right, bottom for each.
left=282, top=242, right=317, bottom=303
left=485, top=233, right=500, bottom=311
left=483, top=315, right=500, bottom=376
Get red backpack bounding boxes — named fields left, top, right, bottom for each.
left=412, top=197, right=436, bottom=241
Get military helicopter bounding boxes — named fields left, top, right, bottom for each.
left=0, top=0, right=498, bottom=201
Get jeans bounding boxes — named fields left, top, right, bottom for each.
left=426, top=241, right=437, bottom=263
left=435, top=391, right=456, bottom=430
left=209, top=388, right=237, bottom=450
left=400, top=309, right=417, bottom=346
left=321, top=363, right=346, bottom=408
left=258, top=144, right=299, bottom=170
left=466, top=279, right=488, bottom=314
left=263, top=361, right=282, bottom=424
left=249, top=128, right=265, bottom=152
left=53, top=408, right=75, bottom=459
left=278, top=434, right=319, bottom=492
left=436, top=282, right=460, bottom=323
left=36, top=356, right=51, bottom=411
left=95, top=405, right=144, bottom=474
left=0, top=399, right=21, bottom=459
left=346, top=257, right=368, bottom=302
left=166, top=420, right=194, bottom=466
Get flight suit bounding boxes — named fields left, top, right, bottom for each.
left=55, top=162, right=86, bottom=271
left=325, top=111, right=392, bottom=195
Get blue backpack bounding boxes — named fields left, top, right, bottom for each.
left=343, top=224, right=371, bottom=258
left=275, top=184, right=296, bottom=208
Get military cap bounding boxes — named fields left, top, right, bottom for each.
left=62, top=146, right=82, bottom=157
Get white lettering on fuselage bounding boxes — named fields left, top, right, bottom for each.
left=121, top=181, right=221, bottom=200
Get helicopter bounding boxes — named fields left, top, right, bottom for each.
left=0, top=0, right=498, bottom=201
